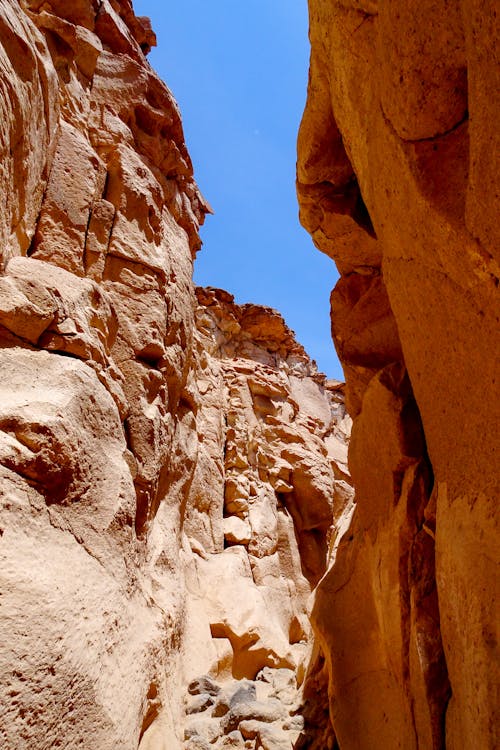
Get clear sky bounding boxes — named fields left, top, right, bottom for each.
left=132, top=0, right=343, bottom=379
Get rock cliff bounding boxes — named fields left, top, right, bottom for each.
left=0, top=3, right=352, bottom=748
left=297, top=2, right=499, bottom=749
left=0, top=1, right=207, bottom=746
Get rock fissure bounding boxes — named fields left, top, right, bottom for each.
left=379, top=101, right=470, bottom=146
left=0, top=1, right=497, bottom=749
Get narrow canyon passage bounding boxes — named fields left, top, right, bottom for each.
left=0, top=2, right=498, bottom=750
left=0, top=2, right=349, bottom=748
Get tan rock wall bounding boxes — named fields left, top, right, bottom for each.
left=0, top=1, right=207, bottom=747
left=173, top=287, right=352, bottom=750
left=297, top=2, right=499, bottom=749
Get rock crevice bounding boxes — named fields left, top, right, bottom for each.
left=0, top=1, right=497, bottom=748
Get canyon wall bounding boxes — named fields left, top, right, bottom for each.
left=297, top=2, right=499, bottom=749
left=0, top=1, right=208, bottom=746
left=177, top=287, right=352, bottom=750
left=0, top=2, right=352, bottom=748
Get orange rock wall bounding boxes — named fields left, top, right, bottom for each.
left=297, top=2, right=499, bottom=749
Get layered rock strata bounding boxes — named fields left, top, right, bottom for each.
left=0, top=3, right=353, bottom=748
left=297, top=2, right=499, bottom=749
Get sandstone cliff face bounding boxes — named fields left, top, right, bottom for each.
left=0, top=3, right=352, bottom=748
left=297, top=2, right=499, bottom=749
left=0, top=1, right=208, bottom=747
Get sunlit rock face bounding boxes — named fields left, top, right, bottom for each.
left=297, top=2, right=499, bottom=749
left=0, top=1, right=209, bottom=747
left=0, top=2, right=353, bottom=748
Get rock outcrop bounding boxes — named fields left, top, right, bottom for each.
left=0, top=3, right=352, bottom=748
left=297, top=2, right=499, bottom=749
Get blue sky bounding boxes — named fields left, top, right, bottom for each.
left=133, top=0, right=343, bottom=379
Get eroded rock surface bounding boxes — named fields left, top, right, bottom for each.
left=297, top=2, right=499, bottom=749
left=0, top=1, right=206, bottom=747
left=173, top=288, right=352, bottom=749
